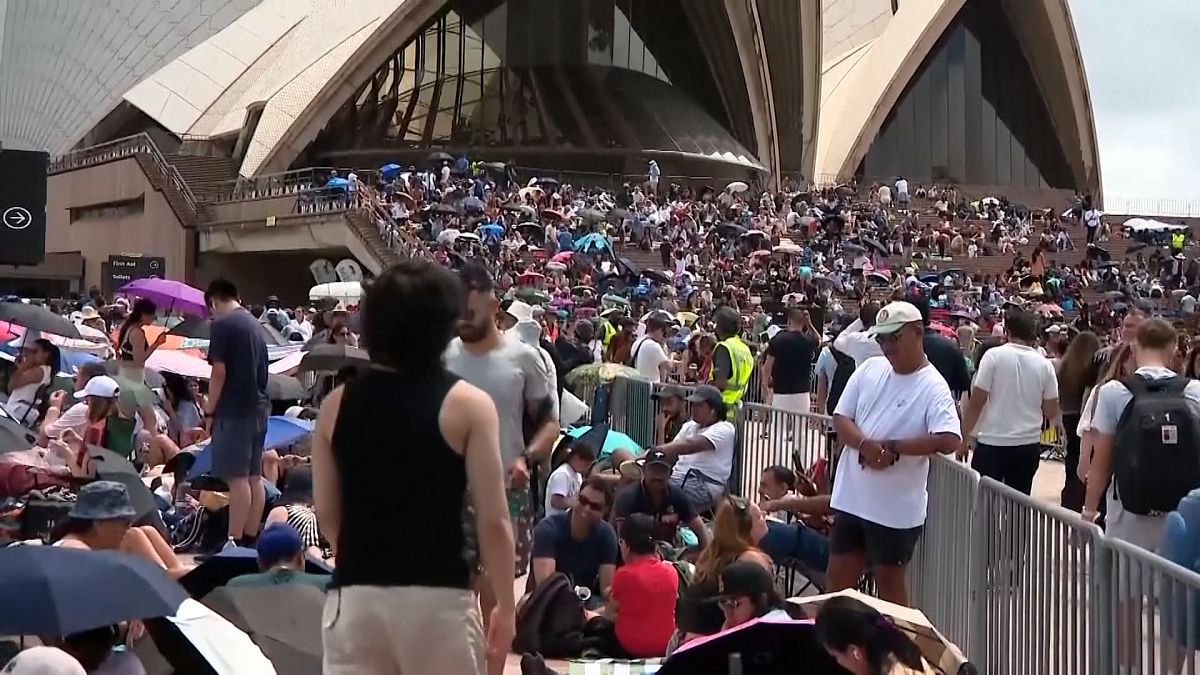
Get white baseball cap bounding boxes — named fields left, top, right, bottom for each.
left=867, top=301, right=924, bottom=337
left=75, top=375, right=120, bottom=400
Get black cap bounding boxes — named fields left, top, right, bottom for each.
left=685, top=384, right=724, bottom=408
left=718, top=560, right=776, bottom=599
left=640, top=449, right=672, bottom=469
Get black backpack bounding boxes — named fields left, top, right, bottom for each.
left=826, top=347, right=856, bottom=415
left=513, top=572, right=585, bottom=658
left=1113, top=375, right=1200, bottom=516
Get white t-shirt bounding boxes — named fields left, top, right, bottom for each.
left=92, top=651, right=147, bottom=675
left=832, top=318, right=883, bottom=367
left=633, top=336, right=670, bottom=383
left=971, top=343, right=1058, bottom=446
left=545, top=462, right=582, bottom=517
left=671, top=419, right=737, bottom=485
left=831, top=357, right=961, bottom=529
left=42, top=401, right=90, bottom=439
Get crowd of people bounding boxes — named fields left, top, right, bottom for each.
left=1, top=154, right=1199, bottom=674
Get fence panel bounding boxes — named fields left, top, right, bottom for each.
left=905, top=456, right=978, bottom=652
left=734, top=402, right=831, bottom=498
left=970, top=477, right=1104, bottom=675
left=1102, top=535, right=1200, bottom=675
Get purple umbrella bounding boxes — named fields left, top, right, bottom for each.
left=117, top=279, right=208, bottom=317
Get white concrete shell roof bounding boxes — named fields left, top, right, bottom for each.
left=814, top=0, right=1100, bottom=194
left=0, top=0, right=260, bottom=154
left=125, top=0, right=421, bottom=177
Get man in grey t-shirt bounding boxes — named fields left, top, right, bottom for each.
left=446, top=265, right=559, bottom=627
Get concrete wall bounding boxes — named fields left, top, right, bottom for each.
left=46, top=158, right=191, bottom=292
left=195, top=251, right=345, bottom=305
left=203, top=195, right=300, bottom=224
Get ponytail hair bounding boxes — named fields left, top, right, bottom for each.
left=815, top=595, right=925, bottom=675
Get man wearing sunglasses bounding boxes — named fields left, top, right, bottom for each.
left=828, top=301, right=962, bottom=606
left=530, top=477, right=618, bottom=605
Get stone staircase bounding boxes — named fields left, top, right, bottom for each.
left=164, top=154, right=236, bottom=189
left=344, top=205, right=403, bottom=269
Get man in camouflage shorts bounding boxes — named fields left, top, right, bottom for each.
left=447, top=265, right=560, bottom=618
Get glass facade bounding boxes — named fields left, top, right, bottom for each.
left=859, top=0, right=1073, bottom=189
left=319, top=0, right=760, bottom=168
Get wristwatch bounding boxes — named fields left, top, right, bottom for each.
left=884, top=440, right=900, bottom=465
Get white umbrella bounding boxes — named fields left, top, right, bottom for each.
left=725, top=181, right=749, bottom=194
left=136, top=599, right=277, bottom=675
left=436, top=228, right=461, bottom=244
left=456, top=232, right=482, bottom=242
left=308, top=281, right=363, bottom=303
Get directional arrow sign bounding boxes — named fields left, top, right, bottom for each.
left=2, top=206, right=31, bottom=230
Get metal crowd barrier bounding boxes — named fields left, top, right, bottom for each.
left=970, top=478, right=1105, bottom=674
left=604, top=375, right=1200, bottom=672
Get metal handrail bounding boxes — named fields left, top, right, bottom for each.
left=50, top=132, right=198, bottom=217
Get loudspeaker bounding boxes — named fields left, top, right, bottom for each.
left=0, top=149, right=48, bottom=266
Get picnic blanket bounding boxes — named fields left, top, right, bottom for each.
left=566, top=659, right=662, bottom=674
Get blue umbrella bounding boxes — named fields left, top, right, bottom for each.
left=59, top=347, right=104, bottom=374
left=0, top=547, right=187, bottom=635
left=379, top=163, right=402, bottom=179
left=566, top=425, right=641, bottom=458
left=462, top=196, right=484, bottom=212
left=178, top=546, right=331, bottom=598
left=574, top=232, right=610, bottom=253
left=326, top=177, right=350, bottom=191
left=187, top=417, right=313, bottom=480
left=477, top=223, right=504, bottom=239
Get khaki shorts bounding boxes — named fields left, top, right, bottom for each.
left=322, top=585, right=485, bottom=674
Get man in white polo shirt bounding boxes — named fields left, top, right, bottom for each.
left=960, top=308, right=1061, bottom=495
left=829, top=301, right=961, bottom=606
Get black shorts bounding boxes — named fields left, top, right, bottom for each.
left=829, top=510, right=923, bottom=567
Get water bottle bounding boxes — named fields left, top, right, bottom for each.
left=574, top=586, right=592, bottom=603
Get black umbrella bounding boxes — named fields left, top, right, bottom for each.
left=257, top=321, right=289, bottom=348
left=1101, top=290, right=1126, bottom=301
left=866, top=272, right=890, bottom=286
left=427, top=151, right=453, bottom=163
left=717, top=222, right=748, bottom=236
left=518, top=222, right=545, bottom=241
left=861, top=237, right=888, bottom=256
left=1127, top=241, right=1149, bottom=253
left=89, top=446, right=165, bottom=531
left=841, top=242, right=866, bottom=255
left=179, top=547, right=331, bottom=599
left=617, top=257, right=642, bottom=277
left=268, top=374, right=306, bottom=401
left=535, top=177, right=560, bottom=190
left=642, top=270, right=671, bottom=284
left=480, top=161, right=507, bottom=174
left=576, top=208, right=605, bottom=223
left=0, top=546, right=187, bottom=635
left=204, top=584, right=325, bottom=674
left=0, top=301, right=81, bottom=338
left=0, top=410, right=36, bottom=454
left=166, top=316, right=210, bottom=339
left=297, top=344, right=369, bottom=373
left=606, top=207, right=631, bottom=223
left=501, top=202, right=528, bottom=213
left=1111, top=302, right=1129, bottom=312
left=1086, top=243, right=1112, bottom=262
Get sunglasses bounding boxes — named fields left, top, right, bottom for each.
left=577, top=495, right=605, bottom=512
left=873, top=325, right=913, bottom=344
left=718, top=596, right=747, bottom=611
left=727, top=495, right=750, bottom=514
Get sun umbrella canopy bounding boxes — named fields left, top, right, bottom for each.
left=308, top=282, right=362, bottom=303
left=379, top=162, right=402, bottom=178
left=325, top=177, right=349, bottom=191
left=0, top=410, right=36, bottom=454
left=565, top=363, right=647, bottom=387
left=565, top=425, right=641, bottom=457
left=297, top=344, right=369, bottom=373
left=0, top=547, right=187, bottom=635
left=725, top=181, right=749, bottom=193
left=574, top=233, right=610, bottom=253
left=0, top=302, right=81, bottom=338
left=268, top=374, right=306, bottom=401
left=117, top=279, right=208, bottom=317
left=790, top=589, right=969, bottom=673
left=204, top=584, right=325, bottom=674
left=186, top=417, right=313, bottom=481
left=139, top=599, right=278, bottom=675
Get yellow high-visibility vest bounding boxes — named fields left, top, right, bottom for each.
left=712, top=335, right=754, bottom=413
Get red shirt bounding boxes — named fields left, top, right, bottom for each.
left=612, top=555, right=679, bottom=657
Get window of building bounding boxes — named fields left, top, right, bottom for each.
left=68, top=196, right=145, bottom=223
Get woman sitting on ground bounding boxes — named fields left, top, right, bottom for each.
left=816, top=595, right=935, bottom=675
left=264, top=465, right=329, bottom=560
left=675, top=496, right=772, bottom=642
left=4, top=337, right=59, bottom=427
left=715, top=560, right=791, bottom=632
left=37, top=365, right=113, bottom=445
left=52, top=480, right=190, bottom=580
left=161, top=372, right=206, bottom=448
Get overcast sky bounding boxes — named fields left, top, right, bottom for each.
left=1069, top=0, right=1199, bottom=210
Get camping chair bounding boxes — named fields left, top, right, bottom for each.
left=1039, top=420, right=1064, bottom=461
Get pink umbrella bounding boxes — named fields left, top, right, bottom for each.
left=551, top=251, right=573, bottom=263
left=146, top=350, right=212, bottom=379
left=269, top=350, right=305, bottom=375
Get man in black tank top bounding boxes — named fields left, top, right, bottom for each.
left=311, top=260, right=516, bottom=675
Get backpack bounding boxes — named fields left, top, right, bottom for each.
left=825, top=347, right=856, bottom=415
left=1113, top=375, right=1200, bottom=516
left=513, top=572, right=585, bottom=658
